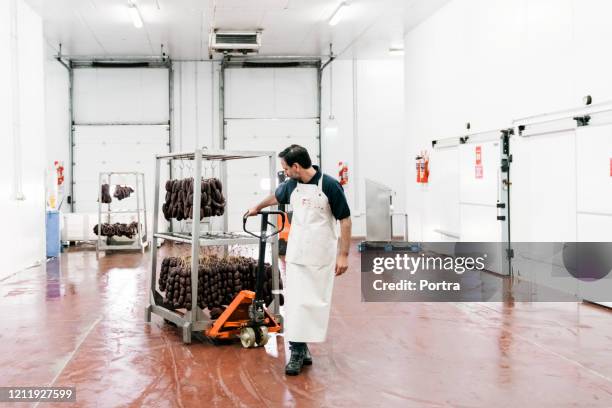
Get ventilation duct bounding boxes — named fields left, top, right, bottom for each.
left=209, top=30, right=262, bottom=56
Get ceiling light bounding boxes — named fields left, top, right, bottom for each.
left=329, top=2, right=349, bottom=26
left=389, top=47, right=404, bottom=56
left=127, top=1, right=143, bottom=29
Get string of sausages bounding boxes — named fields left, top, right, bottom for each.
left=159, top=254, right=283, bottom=319
left=100, top=184, right=134, bottom=203
left=93, top=222, right=140, bottom=238
left=162, top=177, right=226, bottom=221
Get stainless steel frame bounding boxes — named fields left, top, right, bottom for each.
left=365, top=179, right=409, bottom=242
left=365, top=179, right=394, bottom=241
left=96, top=172, right=149, bottom=259
left=145, top=149, right=280, bottom=344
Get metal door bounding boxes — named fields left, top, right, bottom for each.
left=458, top=131, right=511, bottom=275
left=222, top=66, right=320, bottom=232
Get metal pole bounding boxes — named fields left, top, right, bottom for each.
left=167, top=61, right=174, bottom=233
left=269, top=154, right=280, bottom=317
left=135, top=173, right=143, bottom=253
left=188, top=150, right=203, bottom=342
left=219, top=61, right=226, bottom=149
left=147, top=158, right=162, bottom=322
left=219, top=62, right=229, bottom=234
left=141, top=173, right=148, bottom=247
left=317, top=64, right=323, bottom=169
left=107, top=174, right=112, bottom=224
left=97, top=172, right=102, bottom=259
left=69, top=65, right=75, bottom=211
left=389, top=195, right=394, bottom=240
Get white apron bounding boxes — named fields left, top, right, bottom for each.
left=285, top=175, right=338, bottom=343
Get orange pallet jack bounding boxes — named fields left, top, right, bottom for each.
left=276, top=171, right=291, bottom=256
left=278, top=212, right=291, bottom=255
left=205, top=210, right=286, bottom=348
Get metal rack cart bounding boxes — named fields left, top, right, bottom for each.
left=145, top=149, right=281, bottom=344
left=96, top=172, right=149, bottom=258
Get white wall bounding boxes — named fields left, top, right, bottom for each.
left=404, top=0, right=612, bottom=241
left=0, top=0, right=46, bottom=277
left=44, top=45, right=69, bottom=189
left=172, top=61, right=220, bottom=154
left=322, top=58, right=405, bottom=237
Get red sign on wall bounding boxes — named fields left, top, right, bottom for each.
left=610, top=158, right=612, bottom=177
left=475, top=146, right=483, bottom=179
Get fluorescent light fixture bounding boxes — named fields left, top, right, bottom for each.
left=389, top=47, right=404, bottom=56
left=127, top=1, right=143, bottom=28
left=329, top=2, right=348, bottom=26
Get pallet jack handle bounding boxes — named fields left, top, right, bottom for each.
left=243, top=210, right=287, bottom=304
left=242, top=210, right=287, bottom=240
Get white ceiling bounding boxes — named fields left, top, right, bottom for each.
left=26, top=0, right=449, bottom=60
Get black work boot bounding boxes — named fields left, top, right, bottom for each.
left=285, top=343, right=306, bottom=376
left=303, top=344, right=313, bottom=366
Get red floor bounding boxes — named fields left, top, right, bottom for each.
left=1, top=242, right=612, bottom=407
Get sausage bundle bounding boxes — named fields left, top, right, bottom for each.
left=100, top=184, right=112, bottom=204
left=162, top=177, right=226, bottom=221
left=158, top=255, right=282, bottom=318
left=93, top=222, right=140, bottom=238
left=113, top=185, right=134, bottom=200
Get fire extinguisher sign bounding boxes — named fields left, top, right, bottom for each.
left=475, top=146, right=483, bottom=179
left=609, top=158, right=612, bottom=177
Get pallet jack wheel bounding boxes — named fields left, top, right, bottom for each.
left=240, top=327, right=256, bottom=348
left=257, top=326, right=269, bottom=346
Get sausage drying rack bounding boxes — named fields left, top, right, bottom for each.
left=96, top=172, right=149, bottom=259
left=145, top=149, right=281, bottom=344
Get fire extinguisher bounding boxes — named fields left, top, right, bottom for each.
left=422, top=154, right=429, bottom=183
left=415, top=151, right=429, bottom=184
left=338, top=161, right=349, bottom=186
left=55, top=161, right=65, bottom=186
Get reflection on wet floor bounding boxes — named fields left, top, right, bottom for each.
left=0, top=242, right=611, bottom=407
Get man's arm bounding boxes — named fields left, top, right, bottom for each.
left=246, top=194, right=279, bottom=216
left=335, top=216, right=352, bottom=276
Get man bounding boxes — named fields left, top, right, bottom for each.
left=246, top=144, right=352, bottom=376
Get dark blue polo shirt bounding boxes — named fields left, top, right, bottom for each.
left=275, top=165, right=351, bottom=220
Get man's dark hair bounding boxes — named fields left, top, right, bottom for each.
left=278, top=145, right=312, bottom=169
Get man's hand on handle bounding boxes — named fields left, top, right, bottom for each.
left=246, top=194, right=279, bottom=219
left=246, top=207, right=259, bottom=217
left=335, top=254, right=348, bottom=276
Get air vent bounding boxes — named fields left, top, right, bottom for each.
left=215, top=33, right=258, bottom=45
left=209, top=30, right=262, bottom=56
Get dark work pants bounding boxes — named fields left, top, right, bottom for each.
left=289, top=341, right=307, bottom=351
